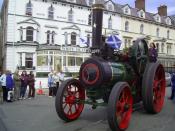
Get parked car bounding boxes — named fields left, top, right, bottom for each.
left=165, top=72, right=171, bottom=87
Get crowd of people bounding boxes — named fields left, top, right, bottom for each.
left=0, top=70, right=35, bottom=102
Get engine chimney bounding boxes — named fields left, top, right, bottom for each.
left=135, top=0, right=145, bottom=11
left=91, top=4, right=104, bottom=50
left=158, top=5, right=167, bottom=16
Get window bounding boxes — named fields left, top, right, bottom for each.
left=156, top=16, right=160, bottom=22
left=26, top=26, right=34, bottom=41
left=52, top=31, right=55, bottom=44
left=20, top=26, right=23, bottom=41
left=76, top=57, right=83, bottom=66
left=88, top=0, right=93, bottom=6
left=156, top=28, right=159, bottom=37
left=47, top=31, right=50, bottom=44
left=68, top=56, right=75, bottom=66
left=26, top=0, right=32, bottom=16
left=156, top=43, right=159, bottom=53
left=161, top=43, right=164, bottom=53
left=167, top=30, right=170, bottom=39
left=125, top=8, right=129, bottom=14
left=37, top=55, right=48, bottom=66
left=108, top=16, right=112, bottom=29
left=71, top=32, right=76, bottom=45
left=140, top=24, right=144, bottom=34
left=125, top=21, right=129, bottom=32
left=124, top=38, right=131, bottom=48
left=47, top=31, right=55, bottom=44
left=65, top=32, right=68, bottom=45
left=108, top=4, right=113, bottom=11
left=68, top=8, right=74, bottom=22
left=48, top=5, right=54, bottom=19
left=87, top=34, right=90, bottom=47
left=25, top=53, right=33, bottom=69
left=167, top=44, right=172, bottom=55
left=88, top=13, right=92, bottom=25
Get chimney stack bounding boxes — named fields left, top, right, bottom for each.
left=135, top=0, right=145, bottom=11
left=158, top=5, right=167, bottom=16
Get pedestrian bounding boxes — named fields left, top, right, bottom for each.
left=169, top=73, right=175, bottom=100
left=58, top=70, right=65, bottom=85
left=48, top=73, right=54, bottom=97
left=20, top=70, right=28, bottom=99
left=0, top=71, right=7, bottom=101
left=13, top=70, right=21, bottom=100
left=148, top=42, right=158, bottom=62
left=53, top=71, right=59, bottom=96
left=6, top=70, right=14, bottom=102
left=28, top=71, right=35, bottom=99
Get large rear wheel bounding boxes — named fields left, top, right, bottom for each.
left=55, top=79, right=85, bottom=122
left=107, top=82, right=133, bottom=131
left=142, top=62, right=166, bottom=113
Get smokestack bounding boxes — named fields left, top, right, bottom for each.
left=158, top=5, right=167, bottom=16
left=135, top=0, right=145, bottom=11
left=91, top=4, right=104, bottom=50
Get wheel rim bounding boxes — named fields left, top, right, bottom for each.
left=62, top=82, right=85, bottom=120
left=116, top=87, right=133, bottom=130
left=153, top=65, right=166, bottom=112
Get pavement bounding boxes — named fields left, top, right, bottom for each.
left=0, top=87, right=175, bottom=131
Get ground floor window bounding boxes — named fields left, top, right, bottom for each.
left=25, top=53, right=33, bottom=69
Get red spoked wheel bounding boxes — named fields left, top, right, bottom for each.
left=107, top=82, right=133, bottom=131
left=142, top=62, right=166, bottom=113
left=55, top=79, right=85, bottom=122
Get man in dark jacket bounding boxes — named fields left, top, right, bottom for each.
left=169, top=73, right=175, bottom=100
left=6, top=71, right=14, bottom=102
left=20, top=70, right=28, bottom=99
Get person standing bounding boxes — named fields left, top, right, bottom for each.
left=28, top=71, right=35, bottom=99
left=20, top=70, right=28, bottom=99
left=148, top=42, right=158, bottom=62
left=6, top=70, right=14, bottom=102
left=0, top=71, right=7, bottom=101
left=58, top=70, right=65, bottom=85
left=48, top=73, right=54, bottom=97
left=13, top=70, right=21, bottom=100
left=53, top=71, right=59, bottom=96
left=169, top=73, right=175, bottom=100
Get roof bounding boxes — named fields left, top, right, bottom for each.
left=53, top=0, right=175, bottom=26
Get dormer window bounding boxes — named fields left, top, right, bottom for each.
left=156, top=28, right=160, bottom=37
left=138, top=10, right=145, bottom=18
left=88, top=0, right=94, bottom=6
left=154, top=14, right=161, bottom=22
left=107, top=4, right=113, bottom=11
left=166, top=17, right=171, bottom=25
left=26, top=0, right=32, bottom=16
left=123, top=5, right=131, bottom=15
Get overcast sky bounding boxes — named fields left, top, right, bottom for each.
left=0, top=0, right=175, bottom=15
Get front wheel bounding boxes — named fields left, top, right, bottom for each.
left=107, top=82, right=133, bottom=131
left=55, top=79, right=85, bottom=122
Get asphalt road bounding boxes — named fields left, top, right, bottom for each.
left=0, top=87, right=175, bottom=131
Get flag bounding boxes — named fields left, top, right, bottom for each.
left=106, top=35, right=122, bottom=49
left=80, top=37, right=88, bottom=47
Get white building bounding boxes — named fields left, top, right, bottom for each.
left=1, top=0, right=175, bottom=77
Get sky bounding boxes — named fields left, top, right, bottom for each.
left=0, top=0, right=174, bottom=15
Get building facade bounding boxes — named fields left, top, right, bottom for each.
left=1, top=0, right=175, bottom=76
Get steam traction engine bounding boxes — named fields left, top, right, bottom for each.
left=55, top=4, right=166, bottom=131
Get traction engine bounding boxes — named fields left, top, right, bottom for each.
left=55, top=4, right=166, bottom=131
